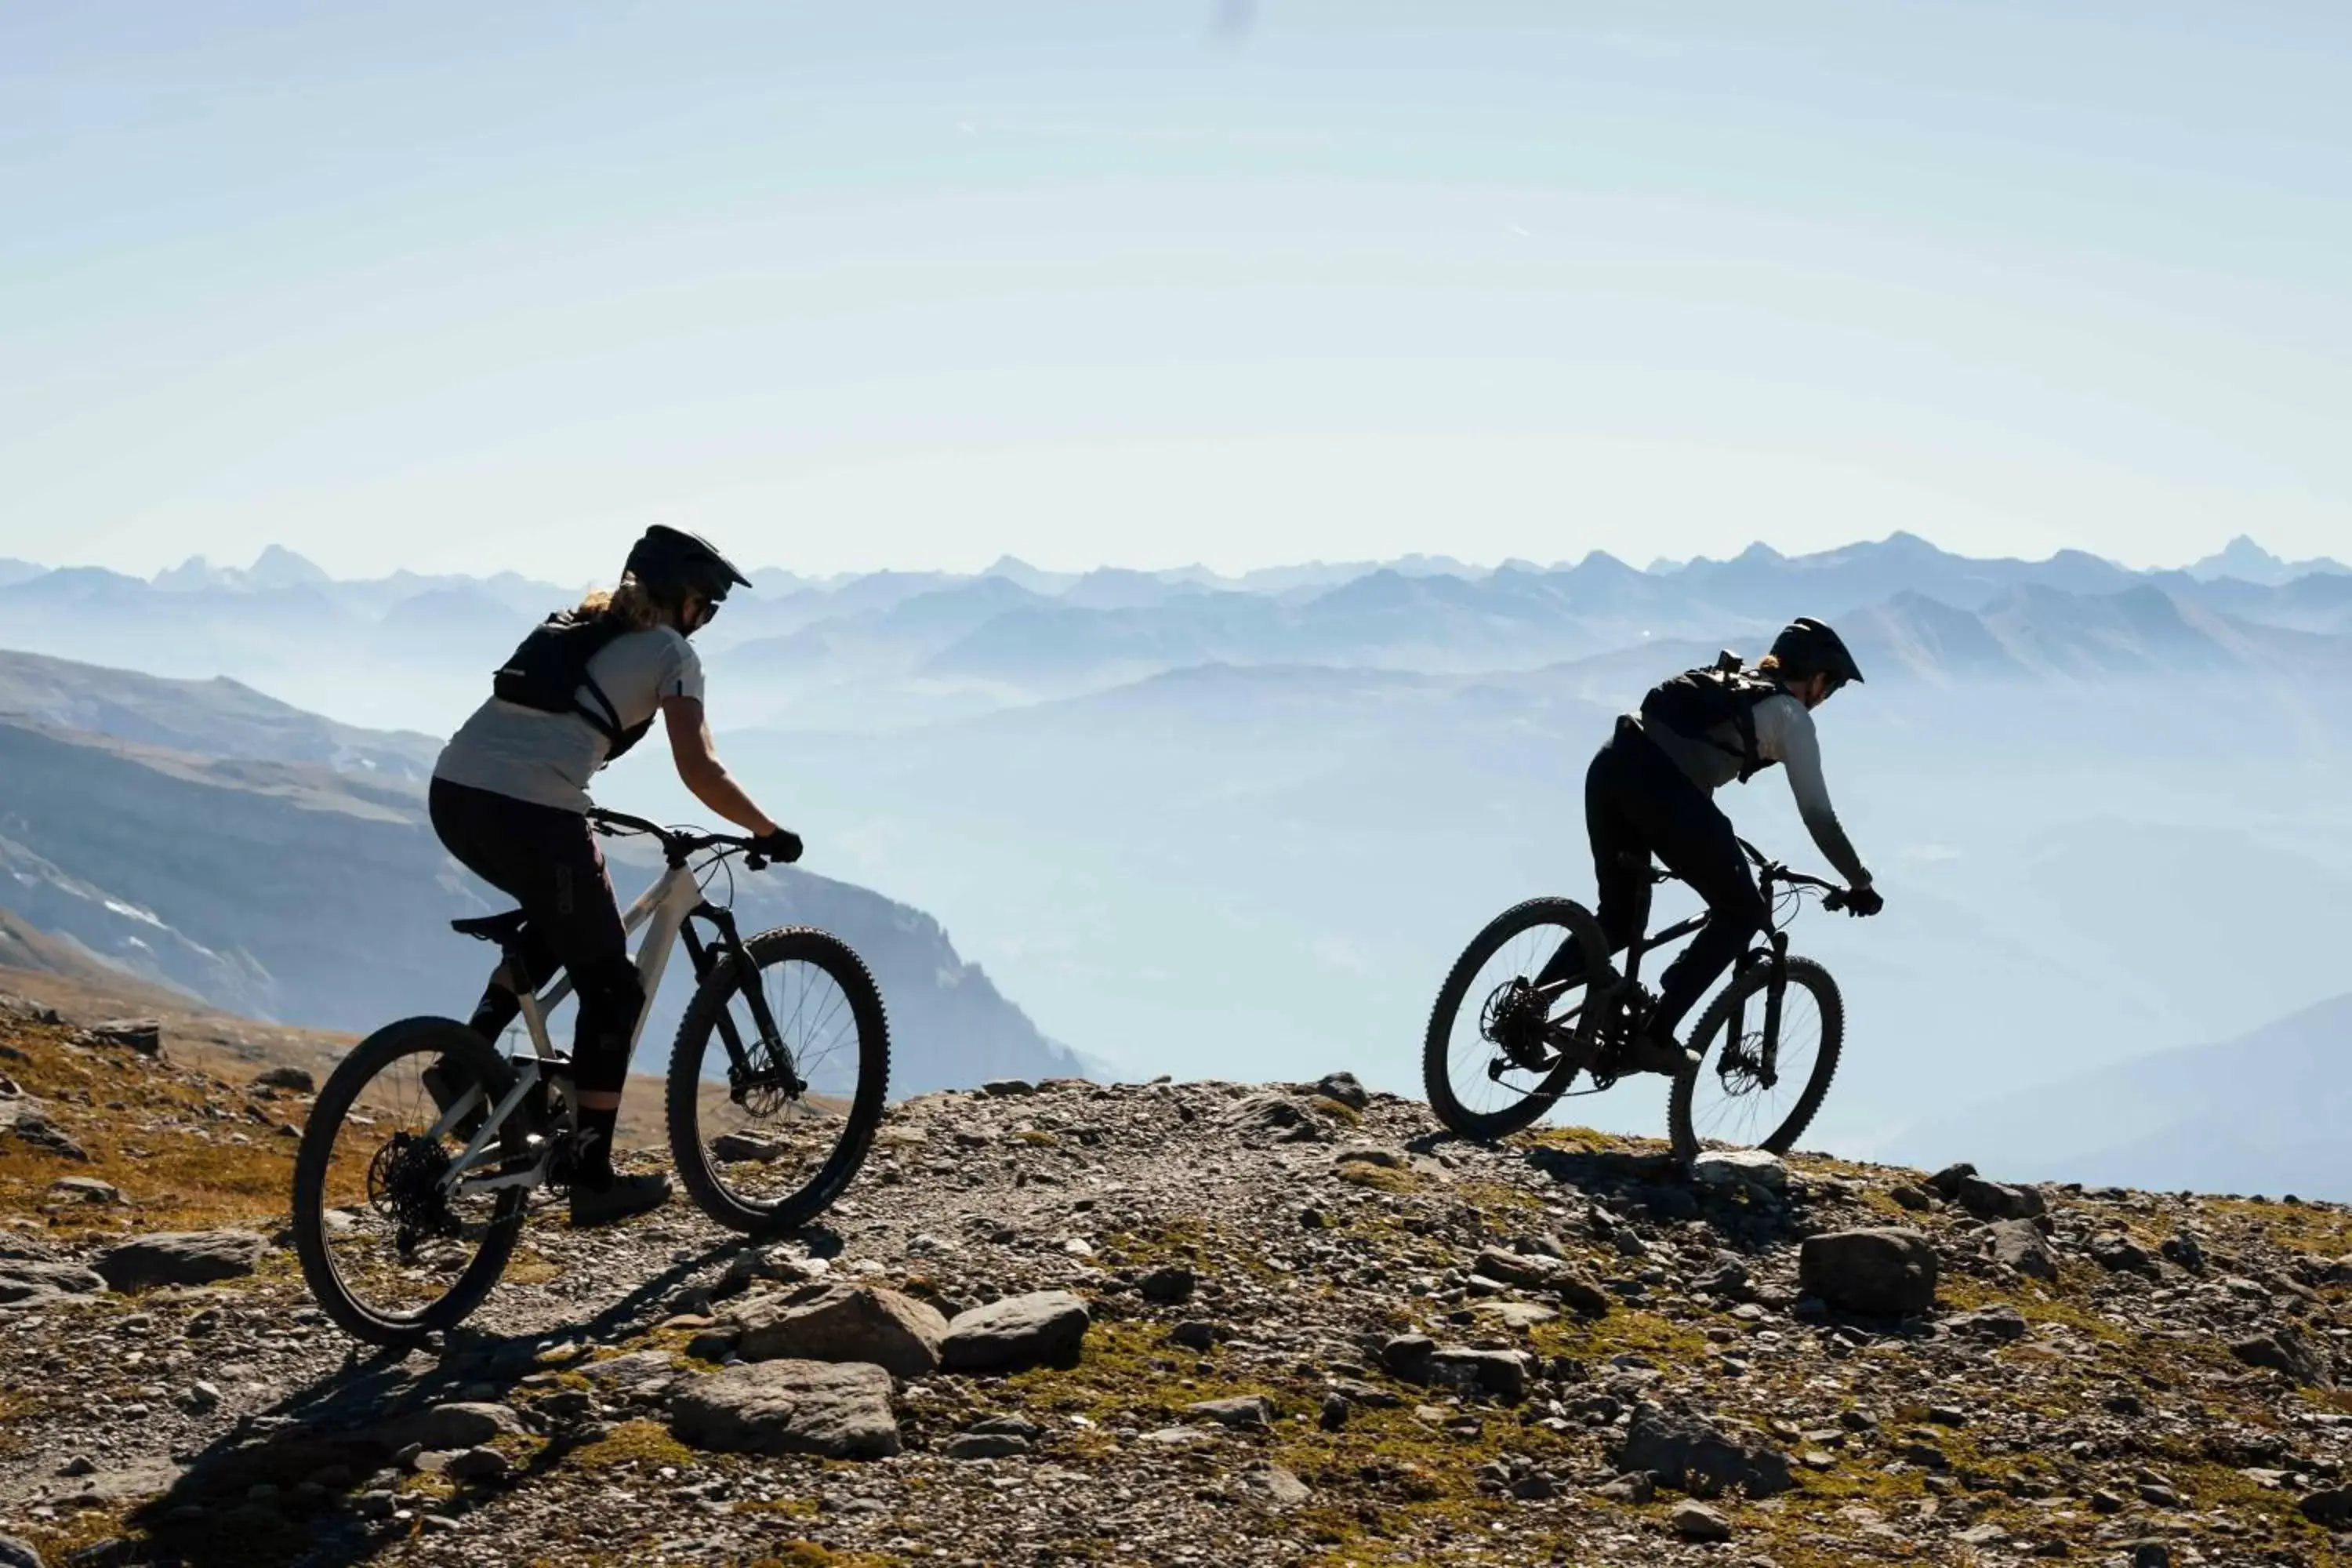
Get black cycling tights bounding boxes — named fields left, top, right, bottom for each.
left=1543, top=716, right=1770, bottom=1042
left=428, top=779, right=644, bottom=1096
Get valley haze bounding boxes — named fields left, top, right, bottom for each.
left=1, top=531, right=2345, bottom=1200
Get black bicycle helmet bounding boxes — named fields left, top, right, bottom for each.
left=1768, top=616, right=1865, bottom=687
left=625, top=525, right=751, bottom=603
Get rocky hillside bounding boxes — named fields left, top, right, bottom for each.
left=0, top=649, right=1087, bottom=1094
left=2, top=996, right=2349, bottom=1568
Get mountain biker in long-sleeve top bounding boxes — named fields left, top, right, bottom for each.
left=426, top=526, right=802, bottom=1225
left=1544, top=617, right=1883, bottom=1075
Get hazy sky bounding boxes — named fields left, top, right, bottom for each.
left=3, top=2, right=2347, bottom=579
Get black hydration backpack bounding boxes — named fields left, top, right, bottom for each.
left=490, top=611, right=654, bottom=764
left=1639, top=651, right=1784, bottom=783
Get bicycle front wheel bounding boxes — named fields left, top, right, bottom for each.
left=292, top=1018, right=529, bottom=1348
left=666, top=927, right=891, bottom=1234
left=1668, top=956, right=1843, bottom=1162
left=1422, top=898, right=1612, bottom=1141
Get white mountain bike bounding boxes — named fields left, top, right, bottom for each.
left=292, top=808, right=890, bottom=1348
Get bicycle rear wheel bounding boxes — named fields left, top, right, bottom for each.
left=292, top=1018, right=529, bottom=1347
left=666, top=927, right=891, bottom=1234
left=1422, top=898, right=1613, bottom=1141
left=1668, top=956, right=1843, bottom=1161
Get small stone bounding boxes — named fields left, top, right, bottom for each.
left=942, top=1432, right=1031, bottom=1461
left=441, top=1447, right=509, bottom=1483
left=47, top=1177, right=122, bottom=1206
left=1138, top=1267, right=1195, bottom=1305
left=251, top=1065, right=315, bottom=1093
left=1595, top=1471, right=1656, bottom=1504
left=1238, top=1463, right=1313, bottom=1509
left=1185, top=1395, right=1274, bottom=1430
left=979, top=1080, right=1036, bottom=1097
left=1671, top=1501, right=1733, bottom=1541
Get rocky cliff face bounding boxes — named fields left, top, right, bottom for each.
left=1, top=999, right=2347, bottom=1567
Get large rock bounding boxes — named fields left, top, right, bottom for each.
left=1954, top=1174, right=2045, bottom=1222
left=81, top=1018, right=162, bottom=1055
left=0, top=1259, right=106, bottom=1306
left=251, top=1065, right=314, bottom=1093
left=1618, top=1401, right=1794, bottom=1498
left=669, top=1359, right=900, bottom=1458
left=1690, top=1150, right=1787, bottom=1192
left=93, top=1231, right=269, bottom=1291
left=1309, top=1072, right=1370, bottom=1111
left=2301, top=1490, right=2352, bottom=1528
left=1425, top=1347, right=1531, bottom=1402
left=1798, top=1228, right=1937, bottom=1316
left=728, top=1283, right=947, bottom=1378
left=376, top=1403, right=529, bottom=1452
left=2, top=1104, right=86, bottom=1162
left=1987, top=1218, right=2057, bottom=1281
left=0, top=1533, right=42, bottom=1568
left=2230, top=1328, right=2333, bottom=1388
left=941, top=1291, right=1091, bottom=1372
left=2085, top=1232, right=2159, bottom=1277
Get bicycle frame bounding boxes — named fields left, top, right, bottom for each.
left=425, top=855, right=794, bottom=1199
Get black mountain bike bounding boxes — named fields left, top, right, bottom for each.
left=1423, top=838, right=1847, bottom=1160
left=292, top=810, right=890, bottom=1347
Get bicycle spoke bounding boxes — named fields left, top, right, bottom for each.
left=689, top=954, right=865, bottom=1210
left=1688, top=982, right=1824, bottom=1149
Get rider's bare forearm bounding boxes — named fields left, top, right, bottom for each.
left=680, top=760, right=778, bottom=837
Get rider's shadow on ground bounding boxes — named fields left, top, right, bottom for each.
left=120, top=1221, right=841, bottom=1568
left=1404, top=1134, right=1824, bottom=1262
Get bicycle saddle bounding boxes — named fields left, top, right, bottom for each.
left=450, top=910, right=530, bottom=945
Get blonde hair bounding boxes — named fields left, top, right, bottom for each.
left=574, top=572, right=669, bottom=631
left=1756, top=653, right=1785, bottom=677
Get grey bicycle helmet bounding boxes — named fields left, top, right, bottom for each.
left=625, top=525, right=751, bottom=603
left=1768, top=616, right=1865, bottom=687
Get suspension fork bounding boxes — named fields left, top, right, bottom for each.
left=1728, top=931, right=1791, bottom=1088
left=685, top=906, right=806, bottom=1098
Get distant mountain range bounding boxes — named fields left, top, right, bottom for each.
left=1892, top=993, right=2352, bottom=1202
left=6, top=532, right=2346, bottom=736
left=0, top=652, right=1085, bottom=1095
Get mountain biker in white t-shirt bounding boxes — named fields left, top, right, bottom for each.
left=429, top=526, right=801, bottom=1225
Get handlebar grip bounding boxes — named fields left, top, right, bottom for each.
left=1821, top=889, right=1848, bottom=913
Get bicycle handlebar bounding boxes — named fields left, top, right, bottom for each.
left=1736, top=836, right=1842, bottom=898
left=586, top=808, right=771, bottom=869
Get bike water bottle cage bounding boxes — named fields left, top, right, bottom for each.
left=1639, top=658, right=1783, bottom=783
left=490, top=611, right=655, bottom=764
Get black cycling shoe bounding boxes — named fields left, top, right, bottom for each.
left=1621, top=1031, right=1699, bottom=1077
left=421, top=1058, right=487, bottom=1142
left=569, top=1171, right=672, bottom=1228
